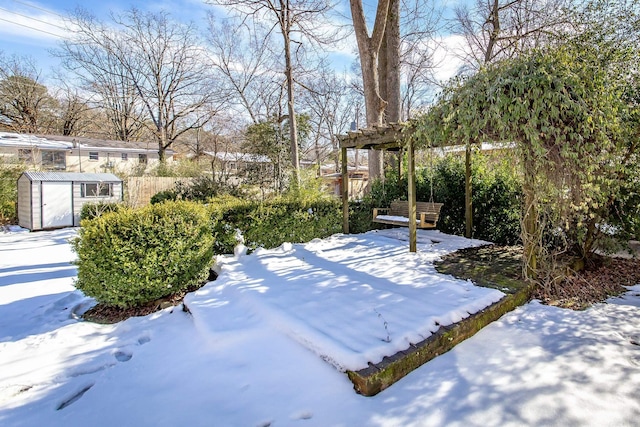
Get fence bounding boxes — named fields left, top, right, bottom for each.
left=126, top=177, right=194, bottom=207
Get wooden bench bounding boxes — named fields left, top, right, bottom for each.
left=373, top=200, right=443, bottom=229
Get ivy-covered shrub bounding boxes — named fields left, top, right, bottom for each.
left=208, top=195, right=342, bottom=254
left=425, top=153, right=522, bottom=245
left=72, top=201, right=214, bottom=309
left=80, top=201, right=125, bottom=221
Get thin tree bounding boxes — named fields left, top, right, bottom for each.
left=207, top=0, right=338, bottom=185
left=300, top=62, right=356, bottom=172
left=57, top=11, right=147, bottom=142
left=206, top=16, right=282, bottom=125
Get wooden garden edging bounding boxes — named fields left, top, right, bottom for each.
left=346, top=282, right=535, bottom=396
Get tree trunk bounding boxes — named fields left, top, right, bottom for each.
left=282, top=2, right=300, bottom=186
left=349, top=0, right=391, bottom=182
left=380, top=0, right=401, bottom=172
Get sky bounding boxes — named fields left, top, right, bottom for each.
left=0, top=0, right=464, bottom=83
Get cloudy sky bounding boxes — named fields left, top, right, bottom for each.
left=0, top=0, right=464, bottom=84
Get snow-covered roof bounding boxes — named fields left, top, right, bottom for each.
left=203, top=151, right=271, bottom=163
left=0, top=132, right=164, bottom=154
left=0, top=132, right=72, bottom=150
left=21, top=171, right=122, bottom=182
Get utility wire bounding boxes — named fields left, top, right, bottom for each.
left=0, top=16, right=64, bottom=38
left=11, top=0, right=66, bottom=20
left=0, top=6, right=67, bottom=31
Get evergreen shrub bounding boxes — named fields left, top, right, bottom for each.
left=72, top=201, right=214, bottom=309
left=0, top=159, right=25, bottom=224
left=358, top=152, right=523, bottom=245
left=208, top=195, right=342, bottom=254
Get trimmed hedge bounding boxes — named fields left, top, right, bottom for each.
left=72, top=201, right=214, bottom=309
left=208, top=196, right=342, bottom=254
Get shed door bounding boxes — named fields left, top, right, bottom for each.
left=42, top=182, right=73, bottom=228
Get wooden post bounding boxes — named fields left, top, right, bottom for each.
left=465, top=145, right=472, bottom=239
left=342, top=146, right=349, bottom=234
left=408, top=140, right=417, bottom=252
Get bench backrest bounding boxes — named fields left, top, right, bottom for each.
left=389, top=200, right=443, bottom=218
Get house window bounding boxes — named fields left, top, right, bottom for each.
left=138, top=154, right=147, bottom=164
left=18, top=149, right=33, bottom=162
left=81, top=182, right=113, bottom=198
left=121, top=153, right=128, bottom=161
left=89, top=152, right=99, bottom=161
left=41, top=150, right=66, bottom=170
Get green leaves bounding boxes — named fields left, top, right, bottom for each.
left=208, top=196, right=342, bottom=254
left=414, top=37, right=640, bottom=266
left=72, top=201, right=214, bottom=309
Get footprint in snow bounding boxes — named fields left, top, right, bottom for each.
left=291, top=410, right=313, bottom=420
left=56, top=383, right=94, bottom=410
left=114, top=350, right=132, bottom=362
left=137, top=335, right=151, bottom=345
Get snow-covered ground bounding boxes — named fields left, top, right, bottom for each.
left=1, top=227, right=639, bottom=427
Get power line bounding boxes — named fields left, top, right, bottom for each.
left=0, top=6, right=67, bottom=32
left=11, top=0, right=66, bottom=20
left=0, top=16, right=64, bottom=38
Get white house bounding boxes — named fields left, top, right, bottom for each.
left=0, top=132, right=172, bottom=174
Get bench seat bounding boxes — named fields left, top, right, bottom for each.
left=373, top=200, right=443, bottom=229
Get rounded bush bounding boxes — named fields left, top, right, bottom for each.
left=72, top=201, right=214, bottom=309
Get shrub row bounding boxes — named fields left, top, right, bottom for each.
left=208, top=195, right=343, bottom=254
left=73, top=196, right=344, bottom=309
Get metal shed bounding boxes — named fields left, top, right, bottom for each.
left=17, top=172, right=123, bottom=231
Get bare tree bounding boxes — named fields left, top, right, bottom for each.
left=61, top=8, right=224, bottom=162
left=300, top=62, right=356, bottom=172
left=399, top=0, right=443, bottom=118
left=57, top=11, right=148, bottom=142
left=454, top=0, right=573, bottom=68
left=206, top=16, right=282, bottom=125
left=0, top=52, right=57, bottom=133
left=50, top=73, right=96, bottom=137
left=207, top=0, right=339, bottom=185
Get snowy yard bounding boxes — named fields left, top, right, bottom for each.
left=1, top=227, right=639, bottom=426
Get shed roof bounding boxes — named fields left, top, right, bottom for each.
left=22, top=171, right=122, bottom=182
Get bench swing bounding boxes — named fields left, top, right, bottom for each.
left=372, top=147, right=443, bottom=230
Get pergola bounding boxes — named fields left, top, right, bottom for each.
left=337, top=123, right=473, bottom=252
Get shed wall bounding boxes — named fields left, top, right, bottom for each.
left=17, top=175, right=32, bottom=230
left=72, top=181, right=123, bottom=226
left=31, top=181, right=42, bottom=230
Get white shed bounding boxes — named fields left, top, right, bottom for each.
left=17, top=172, right=123, bottom=231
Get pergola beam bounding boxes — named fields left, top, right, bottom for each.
left=338, top=122, right=473, bottom=253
